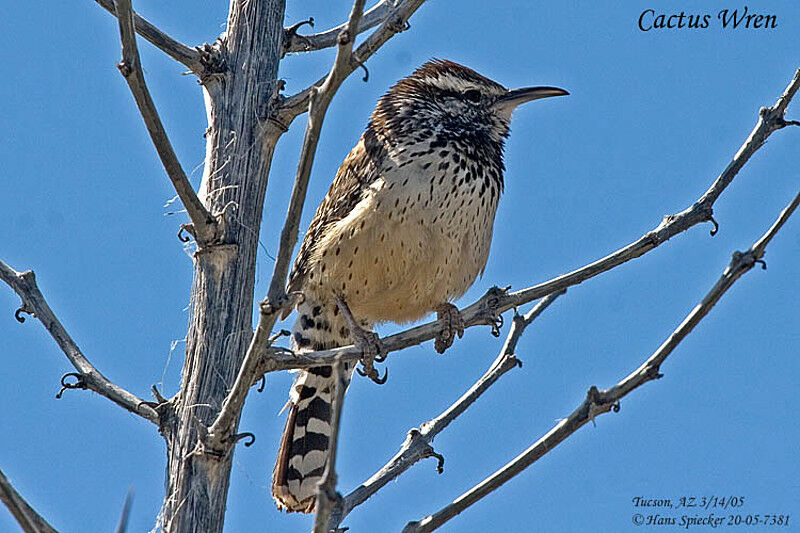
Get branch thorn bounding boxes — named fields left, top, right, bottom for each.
left=708, top=215, right=719, bottom=236
left=287, top=17, right=315, bottom=35
left=645, top=365, right=663, bottom=380
left=56, top=372, right=87, bottom=399
left=282, top=17, right=316, bottom=55
left=386, top=14, right=411, bottom=33
left=256, top=376, right=266, bottom=393
left=14, top=306, right=31, bottom=323
left=754, top=258, right=767, bottom=270
left=178, top=224, right=195, bottom=243
left=429, top=449, right=445, bottom=474
left=233, top=432, right=256, bottom=447
left=354, top=57, right=369, bottom=82
left=268, top=329, right=292, bottom=344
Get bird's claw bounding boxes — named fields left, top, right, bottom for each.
left=353, top=328, right=388, bottom=385
left=356, top=364, right=388, bottom=385
left=335, top=295, right=388, bottom=385
left=435, top=303, right=464, bottom=354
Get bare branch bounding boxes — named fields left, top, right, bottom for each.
left=92, top=0, right=203, bottom=71
left=0, top=261, right=158, bottom=425
left=114, top=489, right=134, bottom=533
left=115, top=0, right=219, bottom=246
left=0, top=468, right=58, bottom=533
left=283, top=0, right=394, bottom=55
left=203, top=0, right=368, bottom=452
left=327, top=291, right=564, bottom=529
left=257, top=68, right=800, bottom=373
left=312, top=358, right=348, bottom=533
left=267, top=0, right=368, bottom=307
left=273, top=0, right=427, bottom=129
left=402, top=187, right=800, bottom=533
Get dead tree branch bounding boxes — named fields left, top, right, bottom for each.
left=256, top=68, right=800, bottom=373
left=312, top=358, right=349, bottom=533
left=273, top=0, right=426, bottom=130
left=115, top=0, right=219, bottom=246
left=401, top=186, right=800, bottom=533
left=267, top=0, right=368, bottom=308
left=283, top=0, right=394, bottom=55
left=0, top=468, right=58, bottom=533
left=328, top=291, right=565, bottom=529
left=92, top=0, right=203, bottom=71
left=0, top=261, right=158, bottom=424
left=201, top=0, right=431, bottom=470
left=204, top=0, right=368, bottom=452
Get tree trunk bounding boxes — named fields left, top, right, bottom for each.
left=161, top=1, right=286, bottom=531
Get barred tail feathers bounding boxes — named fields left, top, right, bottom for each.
left=271, top=299, right=354, bottom=513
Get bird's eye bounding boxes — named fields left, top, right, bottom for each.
left=463, top=89, right=481, bottom=103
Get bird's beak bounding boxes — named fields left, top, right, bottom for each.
left=494, top=86, right=569, bottom=112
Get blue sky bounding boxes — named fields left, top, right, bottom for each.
left=2, top=1, right=799, bottom=532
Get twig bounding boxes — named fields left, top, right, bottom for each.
left=273, top=0, right=426, bottom=129
left=92, top=0, right=203, bottom=72
left=267, top=0, right=368, bottom=307
left=401, top=187, right=800, bottom=533
left=312, top=358, right=348, bottom=533
left=114, top=489, right=134, bottom=533
left=255, top=69, right=800, bottom=373
left=0, top=261, right=158, bottom=425
left=328, top=291, right=564, bottom=529
left=203, top=0, right=368, bottom=452
left=283, top=0, right=394, bottom=55
left=0, top=467, right=58, bottom=533
left=115, top=0, right=219, bottom=246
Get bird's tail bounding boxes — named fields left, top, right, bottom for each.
left=271, top=297, right=355, bottom=513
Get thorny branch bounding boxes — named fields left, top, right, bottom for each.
left=115, top=0, right=219, bottom=246
left=0, top=261, right=159, bottom=425
left=273, top=0, right=426, bottom=130
left=401, top=186, right=800, bottom=533
left=267, top=0, right=369, bottom=308
left=312, top=358, right=348, bottom=533
left=10, top=0, right=794, bottom=526
left=93, top=0, right=203, bottom=72
left=283, top=0, right=395, bottom=56
left=0, top=467, right=58, bottom=533
left=328, top=291, right=565, bottom=529
left=204, top=0, right=369, bottom=452
left=204, top=3, right=433, bottom=445
left=255, top=68, right=800, bottom=373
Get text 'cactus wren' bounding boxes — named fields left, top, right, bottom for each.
left=272, top=59, right=567, bottom=512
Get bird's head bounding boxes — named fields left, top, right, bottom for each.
left=369, top=59, right=568, bottom=150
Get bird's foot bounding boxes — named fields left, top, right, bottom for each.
left=335, top=296, right=388, bottom=385
left=435, top=303, right=465, bottom=354
left=353, top=328, right=388, bottom=384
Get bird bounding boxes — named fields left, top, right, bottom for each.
left=271, top=59, right=567, bottom=513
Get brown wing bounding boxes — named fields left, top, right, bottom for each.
left=287, top=128, right=387, bottom=295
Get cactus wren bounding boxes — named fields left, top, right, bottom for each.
left=272, top=59, right=567, bottom=512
